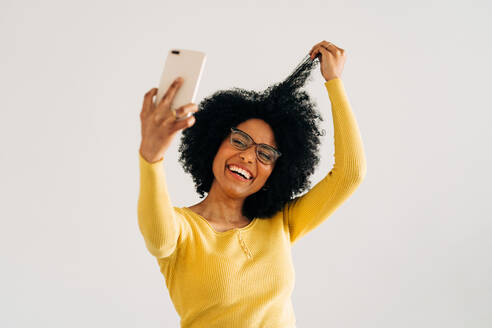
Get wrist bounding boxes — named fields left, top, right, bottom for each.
left=324, top=75, right=340, bottom=82
left=139, top=145, right=163, bottom=164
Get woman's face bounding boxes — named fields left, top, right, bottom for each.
left=211, top=118, right=278, bottom=199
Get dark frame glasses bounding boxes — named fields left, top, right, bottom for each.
left=229, top=127, right=282, bottom=165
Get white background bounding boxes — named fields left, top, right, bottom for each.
left=1, top=0, right=491, bottom=327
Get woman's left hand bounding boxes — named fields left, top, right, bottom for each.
left=309, top=40, right=346, bottom=82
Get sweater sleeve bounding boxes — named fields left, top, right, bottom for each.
left=284, top=78, right=367, bottom=245
left=137, top=152, right=187, bottom=259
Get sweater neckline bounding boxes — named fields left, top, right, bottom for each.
left=181, top=206, right=258, bottom=235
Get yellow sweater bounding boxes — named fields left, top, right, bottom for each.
left=137, top=78, right=367, bottom=327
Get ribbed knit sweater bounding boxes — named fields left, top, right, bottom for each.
left=137, top=77, right=367, bottom=327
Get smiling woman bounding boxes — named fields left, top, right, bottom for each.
left=137, top=41, right=367, bottom=327
left=192, top=118, right=280, bottom=222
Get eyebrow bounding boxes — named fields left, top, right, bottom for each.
left=235, top=128, right=278, bottom=150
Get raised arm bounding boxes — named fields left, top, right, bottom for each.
left=137, top=79, right=198, bottom=259
left=137, top=151, right=188, bottom=259
left=284, top=78, right=367, bottom=245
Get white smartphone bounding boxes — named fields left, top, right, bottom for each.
left=154, top=49, right=207, bottom=121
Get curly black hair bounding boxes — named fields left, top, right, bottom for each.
left=177, top=54, right=326, bottom=221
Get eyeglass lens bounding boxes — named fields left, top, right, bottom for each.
left=231, top=131, right=276, bottom=164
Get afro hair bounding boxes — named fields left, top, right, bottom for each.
left=177, top=54, right=327, bottom=221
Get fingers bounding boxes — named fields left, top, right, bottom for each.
left=309, top=41, right=345, bottom=59
left=159, top=77, right=184, bottom=107
left=311, top=45, right=333, bottom=60
left=317, top=46, right=331, bottom=61
left=170, top=112, right=196, bottom=132
left=141, top=88, right=158, bottom=118
left=325, top=42, right=345, bottom=56
left=142, top=80, right=198, bottom=130
left=309, top=41, right=325, bottom=56
left=161, top=102, right=198, bottom=125
left=173, top=103, right=199, bottom=121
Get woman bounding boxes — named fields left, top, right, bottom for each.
left=138, top=40, right=366, bottom=327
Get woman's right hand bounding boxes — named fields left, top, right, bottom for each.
left=139, top=77, right=198, bottom=163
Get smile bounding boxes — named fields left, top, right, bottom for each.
left=226, top=165, right=252, bottom=182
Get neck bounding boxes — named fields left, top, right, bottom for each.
left=193, top=181, right=249, bottom=224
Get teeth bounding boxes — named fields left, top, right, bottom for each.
left=229, top=165, right=252, bottom=179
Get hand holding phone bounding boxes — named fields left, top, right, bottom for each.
left=139, top=78, right=198, bottom=163
left=139, top=48, right=207, bottom=163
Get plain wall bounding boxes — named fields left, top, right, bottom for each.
left=1, top=0, right=491, bottom=327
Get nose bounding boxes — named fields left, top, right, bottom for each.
left=239, top=146, right=256, bottom=164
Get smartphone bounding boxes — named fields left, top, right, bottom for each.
left=154, top=49, right=207, bottom=121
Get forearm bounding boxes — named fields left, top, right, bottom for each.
left=285, top=79, right=366, bottom=244
left=325, top=78, right=367, bottom=181
left=137, top=151, right=180, bottom=258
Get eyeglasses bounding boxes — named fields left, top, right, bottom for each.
left=229, top=127, right=282, bottom=165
